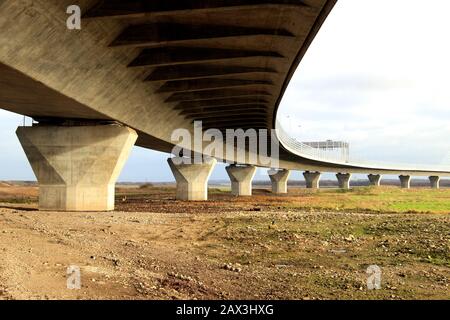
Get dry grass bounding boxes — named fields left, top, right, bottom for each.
left=0, top=184, right=448, bottom=300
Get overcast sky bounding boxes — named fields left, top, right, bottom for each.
left=1, top=0, right=449, bottom=182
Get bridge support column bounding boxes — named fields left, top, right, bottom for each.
left=399, top=175, right=411, bottom=189
left=429, top=176, right=440, bottom=189
left=303, top=171, right=321, bottom=189
left=226, top=164, right=256, bottom=196
left=16, top=125, right=137, bottom=211
left=368, top=174, right=382, bottom=186
left=336, top=173, right=351, bottom=189
left=268, top=169, right=290, bottom=194
left=168, top=157, right=217, bottom=201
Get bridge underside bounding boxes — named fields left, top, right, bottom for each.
left=0, top=0, right=343, bottom=167
left=1, top=0, right=449, bottom=179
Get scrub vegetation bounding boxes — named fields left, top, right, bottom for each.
left=0, top=183, right=448, bottom=299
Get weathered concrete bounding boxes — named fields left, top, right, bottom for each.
left=399, top=175, right=411, bottom=189
left=226, top=164, right=257, bottom=196
left=368, top=174, right=382, bottom=186
left=268, top=169, right=290, bottom=194
left=0, top=0, right=335, bottom=160
left=429, top=176, right=440, bottom=189
left=336, top=173, right=352, bottom=189
left=168, top=157, right=217, bottom=201
left=303, top=171, right=321, bottom=189
left=16, top=125, right=137, bottom=211
left=2, top=1, right=450, bottom=179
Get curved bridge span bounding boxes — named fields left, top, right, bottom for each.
left=0, top=0, right=449, bottom=210
left=275, top=122, right=450, bottom=176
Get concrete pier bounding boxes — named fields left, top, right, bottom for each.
left=226, top=164, right=256, bottom=196
left=16, top=125, right=137, bottom=211
left=429, top=176, right=440, bottom=189
left=368, top=174, right=382, bottom=186
left=399, top=175, right=411, bottom=189
left=168, top=157, right=217, bottom=201
left=268, top=169, right=290, bottom=194
left=336, top=173, right=351, bottom=189
left=303, top=171, right=321, bottom=189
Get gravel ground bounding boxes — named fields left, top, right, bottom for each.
left=0, top=186, right=448, bottom=300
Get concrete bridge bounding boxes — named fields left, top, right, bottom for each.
left=1, top=0, right=449, bottom=211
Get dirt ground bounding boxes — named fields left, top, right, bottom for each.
left=0, top=184, right=449, bottom=300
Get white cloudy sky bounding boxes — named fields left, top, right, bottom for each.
left=279, top=0, right=450, bottom=166
left=1, top=0, right=449, bottom=181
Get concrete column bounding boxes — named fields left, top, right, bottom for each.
left=429, top=176, right=440, bottom=189
left=167, top=157, right=217, bottom=201
left=368, top=174, right=382, bottom=186
left=303, top=171, right=321, bottom=189
left=268, top=169, right=290, bottom=194
left=226, top=164, right=257, bottom=196
left=16, top=125, right=137, bottom=211
left=399, top=175, right=411, bottom=189
left=336, top=173, right=352, bottom=189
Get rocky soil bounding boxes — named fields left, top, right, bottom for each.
left=0, top=185, right=448, bottom=300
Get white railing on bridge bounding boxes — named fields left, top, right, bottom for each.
left=275, top=120, right=450, bottom=172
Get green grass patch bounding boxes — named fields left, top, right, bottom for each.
left=283, top=187, right=450, bottom=214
